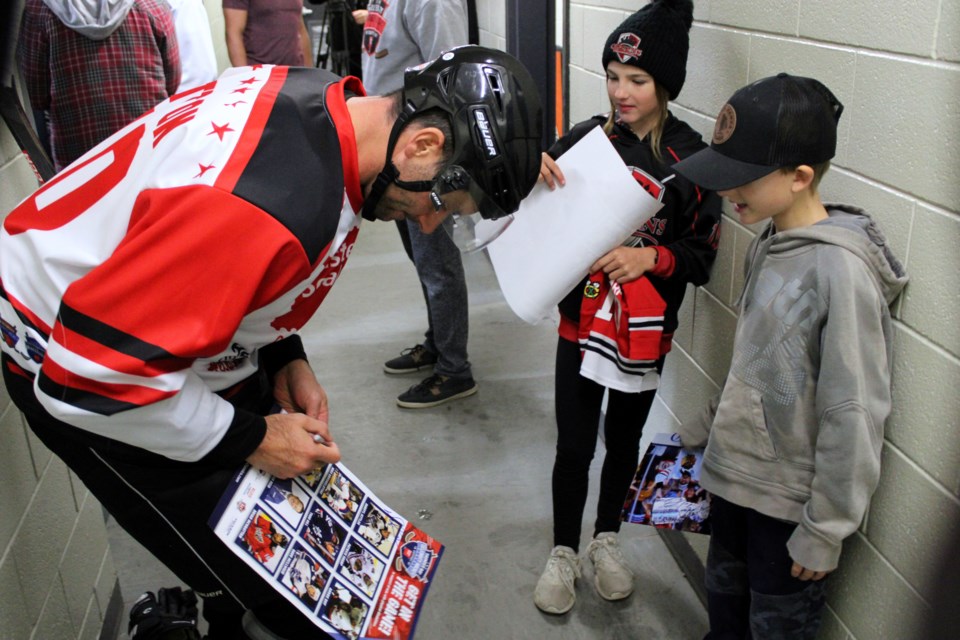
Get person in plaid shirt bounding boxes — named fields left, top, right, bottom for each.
left=17, top=0, right=181, bottom=172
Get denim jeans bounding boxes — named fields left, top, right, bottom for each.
left=397, top=219, right=471, bottom=379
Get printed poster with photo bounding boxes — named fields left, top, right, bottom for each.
left=621, top=432, right=712, bottom=534
left=210, top=463, right=444, bottom=639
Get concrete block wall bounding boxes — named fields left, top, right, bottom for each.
left=0, top=122, right=119, bottom=639
left=561, top=0, right=960, bottom=637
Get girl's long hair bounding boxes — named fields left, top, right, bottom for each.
left=602, top=82, right=670, bottom=164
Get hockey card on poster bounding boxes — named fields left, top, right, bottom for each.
left=621, top=432, right=712, bottom=534
left=209, top=463, right=443, bottom=639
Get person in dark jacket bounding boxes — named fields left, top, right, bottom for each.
left=533, top=0, right=721, bottom=615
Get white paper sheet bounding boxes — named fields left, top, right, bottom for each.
left=482, top=126, right=664, bottom=324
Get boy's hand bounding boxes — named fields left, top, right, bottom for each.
left=790, top=562, right=831, bottom=581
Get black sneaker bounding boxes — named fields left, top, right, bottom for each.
left=397, top=373, right=478, bottom=408
left=383, top=344, right=438, bottom=374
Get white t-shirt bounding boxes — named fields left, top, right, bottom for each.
left=167, top=0, right=219, bottom=91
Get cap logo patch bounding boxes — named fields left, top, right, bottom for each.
left=712, top=104, right=737, bottom=145
left=610, top=33, right=643, bottom=64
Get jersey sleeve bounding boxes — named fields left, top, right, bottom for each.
left=35, top=186, right=312, bottom=463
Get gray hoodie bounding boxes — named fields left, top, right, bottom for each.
left=679, top=205, right=908, bottom=572
left=360, top=0, right=468, bottom=95
left=41, top=0, right=136, bottom=40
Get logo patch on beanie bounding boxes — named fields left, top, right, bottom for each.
left=610, top=33, right=643, bottom=64
left=712, top=104, right=737, bottom=145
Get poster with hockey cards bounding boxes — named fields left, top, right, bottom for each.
left=621, top=432, right=712, bottom=534
left=210, top=462, right=443, bottom=639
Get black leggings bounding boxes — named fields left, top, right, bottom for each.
left=551, top=337, right=658, bottom=551
left=2, top=360, right=329, bottom=640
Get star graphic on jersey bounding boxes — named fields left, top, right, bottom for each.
left=208, top=122, right=235, bottom=141
left=240, top=77, right=258, bottom=85
left=194, top=163, right=216, bottom=178
left=225, top=100, right=246, bottom=108
left=232, top=87, right=251, bottom=95
left=251, top=64, right=264, bottom=70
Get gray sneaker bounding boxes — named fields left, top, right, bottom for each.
left=383, top=344, right=437, bottom=374
left=533, top=545, right=581, bottom=615
left=587, top=532, right=634, bottom=600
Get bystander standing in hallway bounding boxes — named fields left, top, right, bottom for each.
left=17, top=0, right=181, bottom=171
left=358, top=0, right=479, bottom=409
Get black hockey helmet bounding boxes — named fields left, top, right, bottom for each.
left=361, top=46, right=543, bottom=233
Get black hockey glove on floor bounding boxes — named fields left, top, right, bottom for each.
left=128, top=587, right=202, bottom=640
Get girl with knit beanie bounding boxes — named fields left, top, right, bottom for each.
left=534, top=0, right=721, bottom=615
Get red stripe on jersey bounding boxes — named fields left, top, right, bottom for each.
left=41, top=355, right=177, bottom=408
left=327, top=76, right=365, bottom=214
left=215, top=66, right=289, bottom=193
left=65, top=186, right=310, bottom=362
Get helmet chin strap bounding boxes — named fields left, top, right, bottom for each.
left=360, top=110, right=436, bottom=221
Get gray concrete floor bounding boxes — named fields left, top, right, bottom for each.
left=107, top=220, right=709, bottom=639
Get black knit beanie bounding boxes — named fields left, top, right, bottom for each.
left=601, top=0, right=694, bottom=100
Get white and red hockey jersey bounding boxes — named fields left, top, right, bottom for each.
left=577, top=272, right=667, bottom=393
left=0, top=65, right=364, bottom=462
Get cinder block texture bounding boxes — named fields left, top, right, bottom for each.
left=939, top=4, right=960, bottom=62
left=820, top=169, right=916, bottom=265
left=567, top=66, right=607, bottom=124
left=799, top=0, right=941, bottom=57
left=817, top=606, right=854, bottom=640
left=0, top=405, right=39, bottom=552
left=683, top=26, right=751, bottom=117
left=828, top=533, right=932, bottom=639
left=847, top=55, right=960, bottom=213
left=0, top=155, right=41, bottom=217
left=690, top=289, right=737, bottom=384
left=579, top=6, right=629, bottom=73
left=568, top=3, right=586, bottom=68
left=673, top=283, right=697, bottom=351
left=578, top=0, right=641, bottom=11
left=709, top=0, right=800, bottom=35
left=33, top=580, right=76, bottom=640
left=79, top=598, right=104, bottom=640
left=15, top=459, right=76, bottom=622
left=0, top=560, right=31, bottom=640
left=60, top=494, right=111, bottom=631
left=657, top=347, right=721, bottom=425
left=703, top=216, right=737, bottom=306
left=899, top=205, right=960, bottom=356
left=888, top=326, right=960, bottom=493
left=868, top=445, right=960, bottom=606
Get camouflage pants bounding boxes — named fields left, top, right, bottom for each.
left=703, top=496, right=827, bottom=639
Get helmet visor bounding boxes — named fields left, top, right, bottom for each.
left=430, top=164, right=513, bottom=253
left=441, top=210, right=513, bottom=253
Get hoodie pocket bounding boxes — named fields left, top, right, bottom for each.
left=747, top=388, right=780, bottom=461
left=712, top=379, right=780, bottom=463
